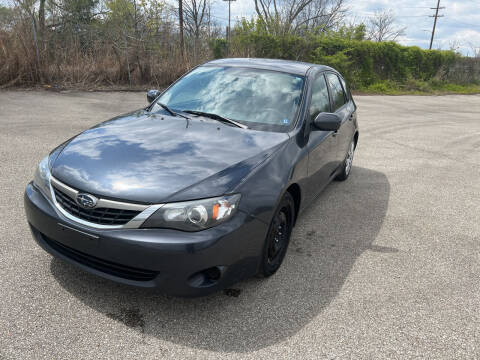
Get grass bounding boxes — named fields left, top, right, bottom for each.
left=355, top=80, right=480, bottom=95
left=6, top=78, right=480, bottom=97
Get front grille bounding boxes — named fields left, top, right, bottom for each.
left=39, top=230, right=159, bottom=281
left=53, top=186, right=141, bottom=226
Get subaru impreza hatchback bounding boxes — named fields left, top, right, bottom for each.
left=25, top=58, right=359, bottom=296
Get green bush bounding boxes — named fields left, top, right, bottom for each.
left=231, top=24, right=462, bottom=92
left=210, top=38, right=228, bottom=59
left=363, top=80, right=398, bottom=94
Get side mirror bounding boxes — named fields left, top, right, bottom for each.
left=313, top=112, right=342, bottom=131
left=147, top=89, right=161, bottom=103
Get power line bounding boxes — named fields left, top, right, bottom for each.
left=209, top=14, right=229, bottom=22
left=355, top=10, right=429, bottom=18
left=429, top=0, right=445, bottom=49
left=442, top=18, right=480, bottom=29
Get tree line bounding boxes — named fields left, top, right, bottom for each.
left=0, top=0, right=477, bottom=89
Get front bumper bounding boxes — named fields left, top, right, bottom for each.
left=24, top=182, right=269, bottom=297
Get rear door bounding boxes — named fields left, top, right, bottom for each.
left=325, top=73, right=356, bottom=164
left=306, top=72, right=338, bottom=195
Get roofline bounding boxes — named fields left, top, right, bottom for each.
left=203, top=58, right=335, bottom=76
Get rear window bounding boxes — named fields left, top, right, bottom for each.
left=339, top=76, right=351, bottom=101
left=309, top=75, right=330, bottom=122
left=326, top=73, right=346, bottom=111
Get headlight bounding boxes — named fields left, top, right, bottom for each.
left=33, top=155, right=52, bottom=200
left=142, top=194, right=241, bottom=231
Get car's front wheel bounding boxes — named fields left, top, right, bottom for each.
left=259, top=192, right=295, bottom=277
left=335, top=139, right=355, bottom=181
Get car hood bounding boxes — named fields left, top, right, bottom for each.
left=51, top=111, right=289, bottom=203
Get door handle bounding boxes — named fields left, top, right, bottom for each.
left=349, top=114, right=354, bottom=121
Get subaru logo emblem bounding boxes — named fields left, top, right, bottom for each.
left=76, top=193, right=98, bottom=209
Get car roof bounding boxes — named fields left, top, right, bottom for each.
left=205, top=58, right=333, bottom=76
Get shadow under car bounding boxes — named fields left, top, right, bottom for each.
left=49, top=166, right=393, bottom=353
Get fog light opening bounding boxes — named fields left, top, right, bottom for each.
left=188, top=266, right=224, bottom=288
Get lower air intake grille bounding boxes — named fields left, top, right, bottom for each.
left=40, top=231, right=159, bottom=281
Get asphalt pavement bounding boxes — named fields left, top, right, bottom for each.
left=0, top=90, right=479, bottom=359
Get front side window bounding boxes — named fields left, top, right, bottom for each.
left=309, top=74, right=330, bottom=122
left=326, top=73, right=346, bottom=111
left=153, top=65, right=305, bottom=131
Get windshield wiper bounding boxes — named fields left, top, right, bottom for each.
left=182, top=110, right=248, bottom=129
left=156, top=102, right=189, bottom=119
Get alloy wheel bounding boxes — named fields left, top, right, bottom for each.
left=345, top=141, right=355, bottom=175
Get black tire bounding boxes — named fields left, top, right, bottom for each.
left=259, top=192, right=295, bottom=277
left=335, top=139, right=355, bottom=181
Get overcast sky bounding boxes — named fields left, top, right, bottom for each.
left=1, top=0, right=478, bottom=55
left=210, top=0, right=480, bottom=56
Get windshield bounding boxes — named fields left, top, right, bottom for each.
left=152, top=65, right=305, bottom=131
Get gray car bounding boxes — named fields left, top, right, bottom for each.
left=24, top=58, right=359, bottom=296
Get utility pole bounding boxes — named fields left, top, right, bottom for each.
left=179, top=0, right=184, bottom=59
left=429, top=0, right=444, bottom=50
left=223, top=0, right=236, bottom=55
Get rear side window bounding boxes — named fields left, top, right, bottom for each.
left=326, top=73, right=346, bottom=111
left=309, top=75, right=330, bottom=122
left=339, top=76, right=350, bottom=101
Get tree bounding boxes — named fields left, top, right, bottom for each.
left=333, top=23, right=367, bottom=41
left=183, top=0, right=208, bottom=62
left=295, top=0, right=346, bottom=34
left=253, top=0, right=346, bottom=35
left=179, top=0, right=184, bottom=58
left=38, top=0, right=45, bottom=34
left=0, top=6, right=14, bottom=31
left=183, top=0, right=207, bottom=38
left=367, top=10, right=406, bottom=42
